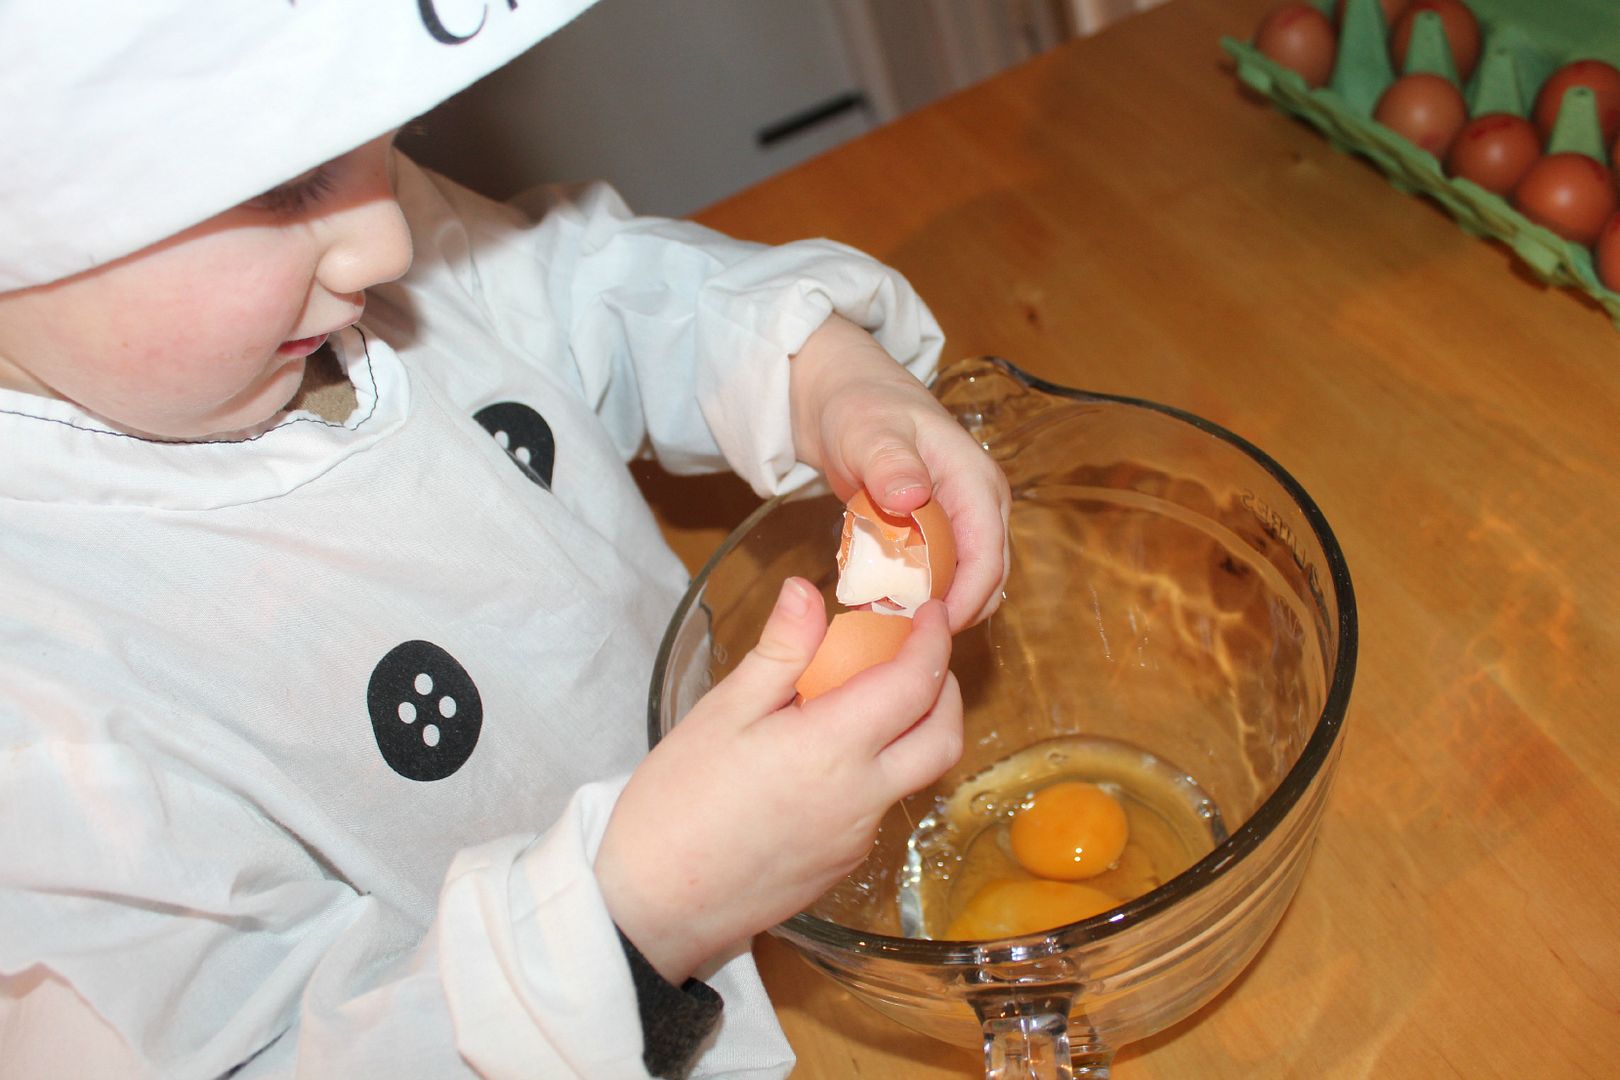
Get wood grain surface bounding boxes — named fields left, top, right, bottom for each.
left=640, top=0, right=1620, bottom=1074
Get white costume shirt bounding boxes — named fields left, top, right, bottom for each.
left=0, top=158, right=944, bottom=1078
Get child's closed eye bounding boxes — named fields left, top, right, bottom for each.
left=245, top=165, right=337, bottom=216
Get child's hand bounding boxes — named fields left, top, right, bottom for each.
left=595, top=579, right=961, bottom=985
left=789, top=315, right=1010, bottom=631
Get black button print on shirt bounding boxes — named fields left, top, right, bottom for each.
left=475, top=402, right=555, bottom=489
left=367, top=640, right=483, bottom=781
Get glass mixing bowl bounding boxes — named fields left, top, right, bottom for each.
left=649, top=356, right=1357, bottom=1078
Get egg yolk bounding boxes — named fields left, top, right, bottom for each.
left=1009, top=781, right=1129, bottom=880
left=944, top=879, right=1118, bottom=939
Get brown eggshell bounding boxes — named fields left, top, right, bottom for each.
left=1374, top=73, right=1468, bottom=158
left=838, top=491, right=957, bottom=611
left=794, top=610, right=913, bottom=702
left=1254, top=3, right=1337, bottom=89
left=1445, top=112, right=1542, bottom=196
left=908, top=497, right=956, bottom=602
left=1595, top=210, right=1620, bottom=291
left=1513, top=152, right=1618, bottom=246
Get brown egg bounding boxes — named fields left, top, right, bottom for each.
left=794, top=610, right=912, bottom=702
left=1513, top=152, right=1618, bottom=245
left=1445, top=112, right=1542, bottom=195
left=1532, top=60, right=1620, bottom=145
left=1390, top=0, right=1481, bottom=82
left=1254, top=3, right=1337, bottom=89
left=836, top=491, right=955, bottom=615
left=1595, top=210, right=1620, bottom=291
left=1375, top=73, right=1468, bottom=158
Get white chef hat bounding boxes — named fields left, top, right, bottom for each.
left=0, top=0, right=598, bottom=292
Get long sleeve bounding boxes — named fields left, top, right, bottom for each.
left=0, top=735, right=622, bottom=1078
left=0, top=726, right=786, bottom=1079
left=368, top=157, right=946, bottom=499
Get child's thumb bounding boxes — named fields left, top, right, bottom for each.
left=857, top=438, right=931, bottom=517
left=727, top=577, right=826, bottom=708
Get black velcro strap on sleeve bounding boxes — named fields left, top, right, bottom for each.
left=616, top=928, right=724, bottom=1079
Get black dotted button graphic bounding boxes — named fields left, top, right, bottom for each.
left=367, top=640, right=483, bottom=781
left=475, top=402, right=555, bottom=489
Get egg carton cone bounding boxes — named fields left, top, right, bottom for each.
left=1223, top=0, right=1620, bottom=327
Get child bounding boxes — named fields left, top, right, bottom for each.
left=0, top=2, right=1009, bottom=1077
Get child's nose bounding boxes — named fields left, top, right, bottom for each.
left=315, top=161, right=413, bottom=296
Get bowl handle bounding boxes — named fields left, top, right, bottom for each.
left=972, top=993, right=1115, bottom=1079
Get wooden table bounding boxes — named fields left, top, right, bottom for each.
left=641, top=0, right=1620, bottom=1074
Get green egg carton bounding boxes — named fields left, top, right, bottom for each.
left=1222, top=0, right=1620, bottom=326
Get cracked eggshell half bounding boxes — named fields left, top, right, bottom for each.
left=793, top=609, right=913, bottom=702
left=834, top=490, right=956, bottom=616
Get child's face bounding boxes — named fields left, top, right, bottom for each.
left=0, top=134, right=411, bottom=439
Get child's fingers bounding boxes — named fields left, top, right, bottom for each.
left=876, top=672, right=964, bottom=796
left=717, top=577, right=828, bottom=714
left=932, top=460, right=1012, bottom=632
left=803, top=600, right=953, bottom=752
